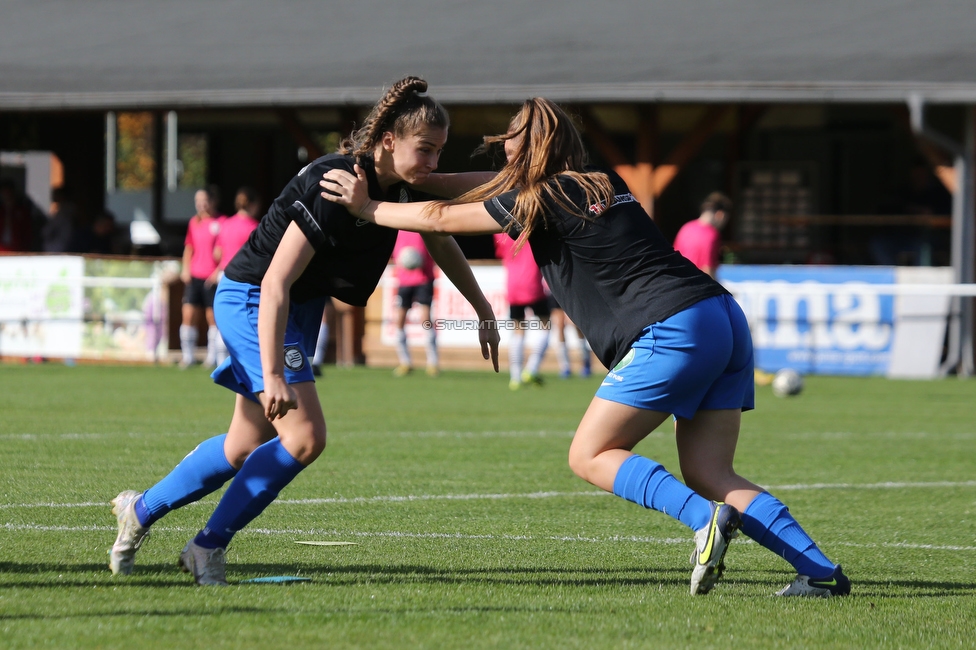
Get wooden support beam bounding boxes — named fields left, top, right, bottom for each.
left=652, top=105, right=730, bottom=197
left=579, top=104, right=730, bottom=213
left=577, top=107, right=629, bottom=166
left=632, top=106, right=658, bottom=217
left=578, top=106, right=657, bottom=216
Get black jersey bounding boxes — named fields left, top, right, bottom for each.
left=226, top=154, right=420, bottom=306
left=483, top=170, right=728, bottom=369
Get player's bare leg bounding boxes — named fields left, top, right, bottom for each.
left=569, top=397, right=739, bottom=595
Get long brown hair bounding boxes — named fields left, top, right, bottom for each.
left=339, top=77, right=450, bottom=158
left=449, top=98, right=614, bottom=251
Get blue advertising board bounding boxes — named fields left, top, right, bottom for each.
left=719, top=266, right=896, bottom=375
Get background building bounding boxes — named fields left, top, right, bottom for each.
left=2, top=0, right=974, bottom=371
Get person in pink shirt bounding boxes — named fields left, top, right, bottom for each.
left=212, top=187, right=261, bottom=365
left=390, top=230, right=438, bottom=376
left=672, top=192, right=732, bottom=279
left=494, top=233, right=550, bottom=389
left=215, top=187, right=260, bottom=272
left=180, top=186, right=222, bottom=368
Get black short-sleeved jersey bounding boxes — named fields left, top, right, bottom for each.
left=226, top=154, right=420, bottom=306
left=483, top=170, right=728, bottom=369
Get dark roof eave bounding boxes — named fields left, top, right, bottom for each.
left=4, top=82, right=976, bottom=111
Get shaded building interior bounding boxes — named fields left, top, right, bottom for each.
left=1, top=101, right=962, bottom=267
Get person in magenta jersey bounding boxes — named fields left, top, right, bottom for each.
left=215, top=187, right=261, bottom=272
left=212, top=187, right=262, bottom=365
left=180, top=185, right=223, bottom=368
left=671, top=192, right=731, bottom=279
left=391, top=230, right=439, bottom=376
left=494, top=233, right=550, bottom=390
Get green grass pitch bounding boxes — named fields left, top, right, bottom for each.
left=0, top=363, right=974, bottom=649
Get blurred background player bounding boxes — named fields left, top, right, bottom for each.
left=548, top=293, right=592, bottom=379
left=42, top=186, right=76, bottom=253
left=212, top=186, right=261, bottom=365
left=179, top=185, right=223, bottom=368
left=310, top=300, right=335, bottom=377
left=0, top=178, right=41, bottom=253
left=495, top=233, right=550, bottom=389
left=672, top=192, right=731, bottom=279
left=391, top=230, right=439, bottom=377
left=673, top=193, right=780, bottom=384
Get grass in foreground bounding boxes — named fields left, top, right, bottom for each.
left=0, top=363, right=974, bottom=649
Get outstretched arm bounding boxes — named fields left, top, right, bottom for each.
left=413, top=171, right=496, bottom=198
left=259, top=221, right=316, bottom=421
left=320, top=166, right=503, bottom=235
left=421, top=232, right=500, bottom=372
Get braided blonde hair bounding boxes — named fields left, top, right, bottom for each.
left=340, top=77, right=449, bottom=158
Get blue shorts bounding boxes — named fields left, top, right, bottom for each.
left=595, top=294, right=755, bottom=420
left=210, top=278, right=327, bottom=403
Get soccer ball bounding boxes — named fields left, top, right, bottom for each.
left=771, top=368, right=803, bottom=397
left=396, top=246, right=424, bottom=270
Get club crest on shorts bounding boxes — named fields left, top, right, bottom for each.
left=612, top=348, right=636, bottom=372
left=283, top=345, right=306, bottom=372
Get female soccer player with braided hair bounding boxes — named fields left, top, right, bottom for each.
left=108, top=77, right=500, bottom=585
left=319, top=97, right=851, bottom=598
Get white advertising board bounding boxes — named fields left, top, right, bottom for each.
left=0, top=255, right=84, bottom=357
left=0, top=255, right=168, bottom=361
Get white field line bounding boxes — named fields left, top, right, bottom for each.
left=0, top=431, right=579, bottom=441
left=3, top=430, right=975, bottom=442
left=0, top=432, right=206, bottom=441
left=2, top=522, right=974, bottom=553
left=275, top=491, right=603, bottom=505
left=2, top=480, right=975, bottom=511
left=769, top=480, right=976, bottom=490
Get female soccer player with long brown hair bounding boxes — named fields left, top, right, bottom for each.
left=319, top=98, right=850, bottom=598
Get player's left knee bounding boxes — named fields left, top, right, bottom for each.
left=567, top=442, right=595, bottom=481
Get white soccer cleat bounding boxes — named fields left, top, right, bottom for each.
left=109, top=490, right=150, bottom=575
left=776, top=565, right=851, bottom=597
left=689, top=502, right=740, bottom=595
left=178, top=539, right=228, bottom=586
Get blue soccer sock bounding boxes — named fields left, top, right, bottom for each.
left=135, top=434, right=237, bottom=527
left=194, top=437, right=306, bottom=549
left=612, top=454, right=713, bottom=531
left=739, top=492, right=835, bottom=578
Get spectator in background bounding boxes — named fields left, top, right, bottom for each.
left=672, top=192, right=732, bottom=279
left=495, top=233, right=550, bottom=390
left=212, top=187, right=262, bottom=364
left=390, top=230, right=439, bottom=377
left=42, top=187, right=76, bottom=253
left=70, top=209, right=125, bottom=256
left=310, top=300, right=335, bottom=377
left=0, top=178, right=39, bottom=253
left=549, top=295, right=592, bottom=379
left=215, top=187, right=261, bottom=272
left=90, top=210, right=126, bottom=255
left=180, top=186, right=222, bottom=368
